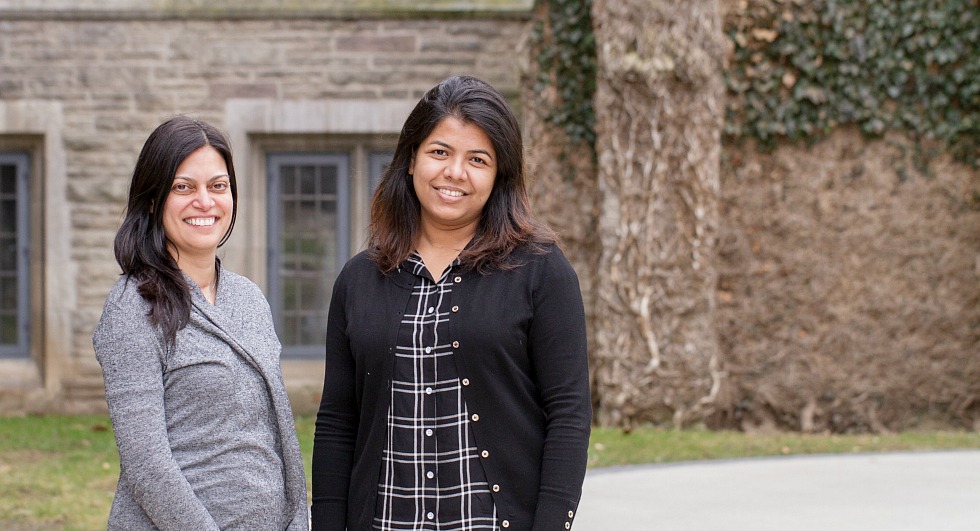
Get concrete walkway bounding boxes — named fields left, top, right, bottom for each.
left=574, top=450, right=980, bottom=530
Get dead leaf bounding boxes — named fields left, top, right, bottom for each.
left=752, top=28, right=779, bottom=42
left=782, top=71, right=797, bottom=88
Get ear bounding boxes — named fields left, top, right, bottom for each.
left=408, top=156, right=414, bottom=176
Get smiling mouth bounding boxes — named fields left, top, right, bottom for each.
left=438, top=188, right=465, bottom=198
left=185, top=217, right=216, bottom=227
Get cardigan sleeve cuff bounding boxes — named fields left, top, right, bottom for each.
left=532, top=491, right=581, bottom=531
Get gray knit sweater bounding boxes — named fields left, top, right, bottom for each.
left=93, top=268, right=308, bottom=530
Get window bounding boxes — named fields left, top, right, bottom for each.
left=268, top=154, right=349, bottom=358
left=0, top=153, right=29, bottom=358
left=266, top=150, right=392, bottom=358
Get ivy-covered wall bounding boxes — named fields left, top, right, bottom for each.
left=535, top=0, right=977, bottom=163
left=528, top=0, right=597, bottom=148
left=725, top=0, right=978, bottom=165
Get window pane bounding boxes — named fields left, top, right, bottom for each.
left=281, top=165, right=297, bottom=196
left=0, top=199, right=15, bottom=233
left=0, top=165, right=14, bottom=194
left=299, top=165, right=316, bottom=195
left=280, top=278, right=300, bottom=345
left=322, top=166, right=338, bottom=195
left=0, top=276, right=15, bottom=311
left=0, top=238, right=15, bottom=270
left=0, top=315, right=16, bottom=345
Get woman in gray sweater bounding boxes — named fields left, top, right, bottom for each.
left=93, top=116, right=308, bottom=530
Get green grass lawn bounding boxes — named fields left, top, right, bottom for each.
left=2, top=414, right=978, bottom=529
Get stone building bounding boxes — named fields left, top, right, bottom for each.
left=0, top=0, right=532, bottom=414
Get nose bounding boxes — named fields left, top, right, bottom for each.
left=444, top=156, right=466, bottom=180
left=193, top=187, right=215, bottom=210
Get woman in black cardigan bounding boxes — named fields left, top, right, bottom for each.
left=312, top=75, right=591, bottom=531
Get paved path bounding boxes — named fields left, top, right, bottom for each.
left=574, top=450, right=980, bottom=530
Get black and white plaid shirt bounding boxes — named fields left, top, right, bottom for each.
left=373, top=253, right=498, bottom=531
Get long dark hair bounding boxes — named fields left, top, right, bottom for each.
left=369, top=75, right=555, bottom=273
left=113, top=116, right=238, bottom=346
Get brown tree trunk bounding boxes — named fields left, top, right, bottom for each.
left=591, top=0, right=727, bottom=427
left=520, top=1, right=601, bottom=408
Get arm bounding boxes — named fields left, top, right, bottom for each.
left=93, top=298, right=220, bottom=531
left=311, top=274, right=357, bottom=530
left=528, top=249, right=593, bottom=530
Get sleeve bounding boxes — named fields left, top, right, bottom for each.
left=286, top=506, right=311, bottom=531
left=311, top=269, right=358, bottom=530
left=528, top=248, right=593, bottom=530
left=93, top=299, right=221, bottom=531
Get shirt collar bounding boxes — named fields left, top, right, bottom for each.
left=404, top=251, right=462, bottom=281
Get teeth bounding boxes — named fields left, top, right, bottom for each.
left=186, top=217, right=216, bottom=226
left=439, top=188, right=464, bottom=197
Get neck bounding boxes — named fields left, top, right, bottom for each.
left=417, top=221, right=477, bottom=253
left=172, top=250, right=218, bottom=298
left=415, top=222, right=476, bottom=279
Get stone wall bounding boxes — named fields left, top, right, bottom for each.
left=0, top=2, right=531, bottom=414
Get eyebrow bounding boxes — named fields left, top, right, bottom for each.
left=429, top=140, right=494, bottom=161
left=173, top=174, right=230, bottom=182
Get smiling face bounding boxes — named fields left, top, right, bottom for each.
left=161, top=145, right=233, bottom=263
left=411, top=116, right=497, bottom=238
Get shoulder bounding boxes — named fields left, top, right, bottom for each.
left=94, top=276, right=158, bottom=351
left=337, top=249, right=383, bottom=283
left=345, top=249, right=379, bottom=272
left=513, top=242, right=577, bottom=278
left=509, top=243, right=581, bottom=300
left=101, top=275, right=149, bottom=313
left=218, top=267, right=264, bottom=299
left=217, top=267, right=274, bottom=317
left=472, top=243, right=578, bottom=293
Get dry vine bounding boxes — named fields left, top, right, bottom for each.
left=591, top=0, right=727, bottom=427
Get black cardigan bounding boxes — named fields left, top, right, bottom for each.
left=312, top=243, right=592, bottom=530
